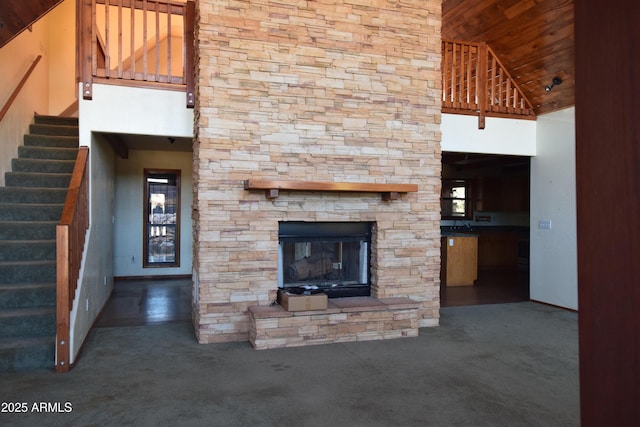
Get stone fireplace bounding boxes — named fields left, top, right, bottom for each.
left=192, top=0, right=442, bottom=346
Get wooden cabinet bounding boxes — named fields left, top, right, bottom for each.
left=475, top=176, right=529, bottom=212
left=441, top=235, right=478, bottom=286
left=476, top=232, right=519, bottom=269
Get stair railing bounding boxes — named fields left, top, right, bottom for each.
left=0, top=55, right=42, bottom=123
left=56, top=146, right=89, bottom=373
left=442, top=39, right=535, bottom=128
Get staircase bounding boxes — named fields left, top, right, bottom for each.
left=0, top=114, right=78, bottom=372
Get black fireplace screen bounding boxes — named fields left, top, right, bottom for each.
left=278, top=222, right=372, bottom=298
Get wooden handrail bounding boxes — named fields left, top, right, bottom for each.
left=56, top=147, right=90, bottom=373
left=96, top=0, right=186, bottom=14
left=485, top=44, right=534, bottom=114
left=0, top=55, right=42, bottom=122
left=244, top=179, right=418, bottom=201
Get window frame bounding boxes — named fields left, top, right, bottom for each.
left=441, top=178, right=473, bottom=220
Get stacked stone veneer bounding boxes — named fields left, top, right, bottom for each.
left=193, top=0, right=442, bottom=344
left=248, top=297, right=420, bottom=349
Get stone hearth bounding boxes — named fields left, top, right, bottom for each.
left=249, top=297, right=419, bottom=349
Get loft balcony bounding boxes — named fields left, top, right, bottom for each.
left=442, top=39, right=536, bottom=128
left=78, top=0, right=195, bottom=108
left=76, top=4, right=532, bottom=127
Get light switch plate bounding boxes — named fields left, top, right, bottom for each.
left=538, top=220, right=552, bottom=230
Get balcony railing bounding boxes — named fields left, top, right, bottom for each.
left=442, top=39, right=535, bottom=128
left=78, top=0, right=195, bottom=107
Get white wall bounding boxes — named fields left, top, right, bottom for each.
left=114, top=149, right=193, bottom=276
left=530, top=108, right=577, bottom=310
left=46, top=0, right=77, bottom=115
left=0, top=19, right=49, bottom=186
left=441, top=114, right=537, bottom=155
left=79, top=84, right=194, bottom=136
left=70, top=134, right=116, bottom=363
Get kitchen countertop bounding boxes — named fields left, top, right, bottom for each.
left=441, top=232, right=479, bottom=237
left=441, top=225, right=529, bottom=235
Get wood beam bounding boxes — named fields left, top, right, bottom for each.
left=244, top=180, right=418, bottom=201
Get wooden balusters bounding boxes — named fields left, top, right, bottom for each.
left=80, top=0, right=192, bottom=98
left=442, top=39, right=535, bottom=127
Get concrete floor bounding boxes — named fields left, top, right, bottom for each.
left=0, top=302, right=579, bottom=426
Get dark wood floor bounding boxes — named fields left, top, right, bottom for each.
left=94, top=270, right=529, bottom=328
left=440, top=268, right=529, bottom=307
left=95, top=277, right=192, bottom=328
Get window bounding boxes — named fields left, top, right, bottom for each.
left=144, top=170, right=180, bottom=267
left=441, top=179, right=472, bottom=219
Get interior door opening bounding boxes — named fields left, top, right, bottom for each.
left=440, top=152, right=530, bottom=306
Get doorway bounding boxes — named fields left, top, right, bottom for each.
left=105, top=135, right=194, bottom=326
left=113, top=137, right=193, bottom=278
left=440, top=152, right=531, bottom=307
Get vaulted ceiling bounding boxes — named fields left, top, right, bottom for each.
left=2, top=0, right=574, bottom=116
left=442, top=0, right=575, bottom=116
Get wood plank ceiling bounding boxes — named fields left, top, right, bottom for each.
left=442, top=0, right=575, bottom=115
left=0, top=0, right=63, bottom=48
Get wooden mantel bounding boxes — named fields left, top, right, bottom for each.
left=244, top=179, right=418, bottom=201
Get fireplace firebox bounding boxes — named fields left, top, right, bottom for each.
left=278, top=222, right=372, bottom=298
